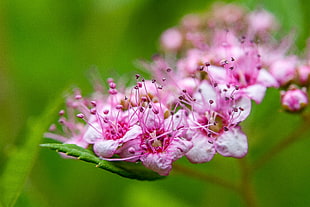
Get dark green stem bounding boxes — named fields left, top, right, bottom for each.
left=238, top=158, right=257, bottom=207
left=252, top=115, right=310, bottom=171
left=173, top=163, right=239, bottom=192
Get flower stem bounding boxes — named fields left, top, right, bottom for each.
left=252, top=115, right=310, bottom=171
left=238, top=158, right=257, bottom=207
left=173, top=163, right=239, bottom=192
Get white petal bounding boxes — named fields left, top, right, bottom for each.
left=186, top=133, right=216, bottom=163
left=257, top=69, right=279, bottom=87
left=117, top=139, right=142, bottom=162
left=242, top=84, right=266, bottom=104
left=193, top=81, right=217, bottom=112
left=215, top=127, right=248, bottom=158
left=93, top=140, right=119, bottom=158
left=207, top=65, right=227, bottom=82
left=121, top=124, right=142, bottom=143
left=168, top=138, right=193, bottom=161
left=83, top=123, right=102, bottom=144
left=141, top=153, right=172, bottom=176
left=231, top=96, right=251, bottom=123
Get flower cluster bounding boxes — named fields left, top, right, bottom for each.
left=45, top=3, right=309, bottom=176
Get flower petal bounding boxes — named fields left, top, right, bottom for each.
left=186, top=133, right=216, bottom=163
left=242, top=84, right=266, bottom=104
left=93, top=140, right=119, bottom=158
left=121, top=124, right=142, bottom=143
left=141, top=153, right=172, bottom=176
left=215, top=127, right=248, bottom=158
left=257, top=69, right=279, bottom=87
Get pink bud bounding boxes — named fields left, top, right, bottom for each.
left=160, top=28, right=183, bottom=51
left=298, top=65, right=310, bottom=85
left=281, top=87, right=308, bottom=112
left=76, top=113, right=85, bottom=118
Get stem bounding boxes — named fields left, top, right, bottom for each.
left=173, top=163, right=239, bottom=192
left=238, top=158, right=257, bottom=207
left=252, top=116, right=310, bottom=171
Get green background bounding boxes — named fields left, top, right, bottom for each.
left=0, top=0, right=310, bottom=206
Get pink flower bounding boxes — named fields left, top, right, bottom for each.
left=160, top=28, right=183, bottom=51
left=281, top=86, right=308, bottom=112
left=207, top=38, right=278, bottom=103
left=117, top=104, right=193, bottom=175
left=269, top=56, right=297, bottom=86
left=44, top=91, right=90, bottom=149
left=247, top=9, right=278, bottom=35
left=297, top=64, right=310, bottom=85
left=184, top=81, right=250, bottom=163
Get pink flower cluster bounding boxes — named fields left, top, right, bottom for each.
left=45, top=3, right=310, bottom=176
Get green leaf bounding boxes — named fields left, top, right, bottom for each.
left=40, top=143, right=164, bottom=181
left=0, top=95, right=63, bottom=207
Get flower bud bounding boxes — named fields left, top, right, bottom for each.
left=281, top=87, right=308, bottom=112
left=160, top=28, right=183, bottom=51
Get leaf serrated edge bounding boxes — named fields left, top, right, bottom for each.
left=40, top=143, right=164, bottom=180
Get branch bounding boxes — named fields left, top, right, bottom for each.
left=252, top=115, right=310, bottom=171
left=173, top=163, right=239, bottom=192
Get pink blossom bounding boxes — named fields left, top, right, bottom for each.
left=297, top=64, right=310, bottom=85
left=185, top=81, right=250, bottom=163
left=269, top=56, right=297, bottom=86
left=247, top=9, right=278, bottom=35
left=160, top=28, right=183, bottom=51
left=281, top=87, right=308, bottom=112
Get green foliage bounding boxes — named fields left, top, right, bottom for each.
left=1, top=0, right=310, bottom=206
left=0, top=95, right=63, bottom=207
left=40, top=143, right=163, bottom=181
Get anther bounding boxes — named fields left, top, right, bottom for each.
left=109, top=89, right=118, bottom=95
left=137, top=82, right=142, bottom=88
left=49, top=124, right=56, bottom=131
left=135, top=74, right=140, bottom=79
left=75, top=95, right=82, bottom=100
left=107, top=78, right=114, bottom=83
left=116, top=105, right=123, bottom=110
left=76, top=113, right=84, bottom=118
left=90, top=101, right=97, bottom=107
left=166, top=68, right=172, bottom=72
left=209, top=100, right=214, bottom=104
left=59, top=110, right=65, bottom=116
left=152, top=108, right=159, bottom=114
left=109, top=82, right=116, bottom=89
left=90, top=108, right=97, bottom=115
left=128, top=147, right=135, bottom=154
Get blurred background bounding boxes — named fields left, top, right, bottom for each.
left=0, top=0, right=310, bottom=206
